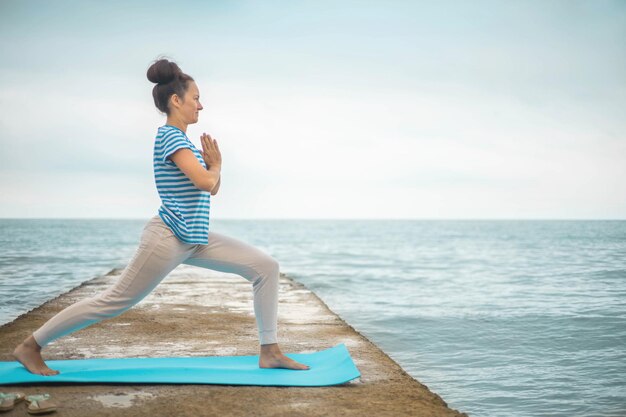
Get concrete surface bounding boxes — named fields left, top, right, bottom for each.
left=0, top=265, right=467, bottom=416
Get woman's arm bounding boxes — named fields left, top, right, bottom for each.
left=169, top=149, right=219, bottom=193
left=210, top=175, right=221, bottom=196
left=200, top=132, right=221, bottom=196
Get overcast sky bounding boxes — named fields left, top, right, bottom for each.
left=0, top=0, right=624, bottom=219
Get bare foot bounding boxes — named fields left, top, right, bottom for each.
left=258, top=343, right=310, bottom=370
left=12, top=335, right=60, bottom=376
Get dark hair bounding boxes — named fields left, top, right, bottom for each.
left=146, top=58, right=194, bottom=115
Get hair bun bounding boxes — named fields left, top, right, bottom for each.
left=146, top=58, right=182, bottom=85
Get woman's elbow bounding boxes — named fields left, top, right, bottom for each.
left=190, top=173, right=214, bottom=193
left=200, top=179, right=216, bottom=193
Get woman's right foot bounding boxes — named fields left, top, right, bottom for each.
left=12, top=335, right=60, bottom=376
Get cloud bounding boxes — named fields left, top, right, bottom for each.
left=0, top=0, right=624, bottom=218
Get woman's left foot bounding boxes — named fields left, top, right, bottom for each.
left=259, top=353, right=310, bottom=370
left=258, top=344, right=310, bottom=370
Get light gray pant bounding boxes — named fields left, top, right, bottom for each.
left=33, top=215, right=279, bottom=348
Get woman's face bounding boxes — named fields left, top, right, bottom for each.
left=173, top=81, right=203, bottom=124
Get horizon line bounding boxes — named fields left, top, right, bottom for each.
left=0, top=217, right=624, bottom=221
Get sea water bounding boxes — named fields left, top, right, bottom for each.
left=0, top=218, right=624, bottom=416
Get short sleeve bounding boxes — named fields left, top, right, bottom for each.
left=159, top=129, right=193, bottom=164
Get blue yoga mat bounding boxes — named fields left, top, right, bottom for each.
left=0, top=343, right=360, bottom=386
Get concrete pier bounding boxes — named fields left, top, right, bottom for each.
left=0, top=265, right=467, bottom=416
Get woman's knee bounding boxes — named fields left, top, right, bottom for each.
left=264, top=256, right=280, bottom=276
left=252, top=255, right=280, bottom=283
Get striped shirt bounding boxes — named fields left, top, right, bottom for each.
left=153, top=124, right=211, bottom=244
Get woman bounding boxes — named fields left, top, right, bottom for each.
left=12, top=58, right=310, bottom=375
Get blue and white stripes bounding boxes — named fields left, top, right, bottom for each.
left=153, top=125, right=211, bottom=244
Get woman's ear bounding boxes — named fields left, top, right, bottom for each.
left=170, top=94, right=181, bottom=110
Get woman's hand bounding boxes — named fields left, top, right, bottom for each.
left=201, top=132, right=222, bottom=169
